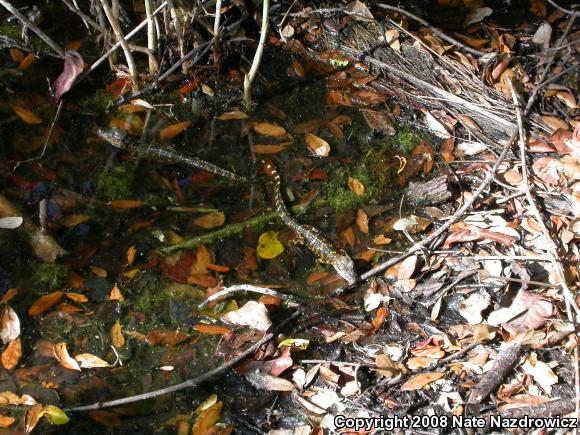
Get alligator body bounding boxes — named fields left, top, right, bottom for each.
left=96, top=127, right=248, bottom=183
left=263, top=161, right=357, bottom=285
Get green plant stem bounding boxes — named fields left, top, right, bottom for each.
left=158, top=201, right=314, bottom=254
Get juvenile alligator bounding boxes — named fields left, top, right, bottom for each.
left=96, top=127, right=248, bottom=183
left=263, top=160, right=357, bottom=285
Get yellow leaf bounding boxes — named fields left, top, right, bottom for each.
left=305, top=133, right=330, bottom=157
left=159, top=121, right=192, bottom=140
left=12, top=105, right=42, bottom=125
left=127, top=245, right=136, bottom=265
left=42, top=405, right=69, bottom=425
left=348, top=177, right=365, bottom=196
left=256, top=231, right=284, bottom=259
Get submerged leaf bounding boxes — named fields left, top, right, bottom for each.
left=12, top=106, right=42, bottom=124
left=159, top=121, right=192, bottom=140
left=42, top=405, right=69, bottom=425
left=257, top=231, right=284, bottom=259
left=53, top=50, right=84, bottom=103
left=305, top=133, right=331, bottom=157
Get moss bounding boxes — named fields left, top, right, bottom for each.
left=77, top=90, right=113, bottom=114
left=325, top=149, right=394, bottom=212
left=393, top=125, right=426, bottom=153
left=31, top=263, right=68, bottom=291
left=95, top=164, right=134, bottom=201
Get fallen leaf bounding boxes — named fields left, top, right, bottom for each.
left=257, top=231, right=284, bottom=259
left=373, top=234, right=392, bottom=245
left=110, top=320, right=125, bottom=348
left=356, top=208, right=369, bottom=233
left=108, top=200, right=144, bottom=209
left=0, top=217, right=23, bottom=230
left=252, top=122, right=287, bottom=137
left=193, top=211, right=225, bottom=229
left=521, top=352, right=558, bottom=393
left=24, top=404, right=43, bottom=435
left=42, top=405, right=69, bottom=425
left=146, top=329, right=189, bottom=346
left=74, top=353, right=111, bottom=368
left=29, top=291, right=65, bottom=316
left=0, top=414, right=15, bottom=428
left=459, top=293, right=491, bottom=324
left=1, top=337, right=21, bottom=370
left=424, top=111, right=451, bottom=138
left=60, top=214, right=90, bottom=228
left=12, top=106, right=42, bottom=124
left=361, top=109, right=396, bottom=135
left=18, top=53, right=34, bottom=70
left=159, top=121, right=192, bottom=140
left=221, top=301, right=272, bottom=331
left=193, top=324, right=231, bottom=335
left=393, top=215, right=432, bottom=233
left=348, top=177, right=365, bottom=196
left=192, top=398, right=223, bottom=434
left=251, top=144, right=288, bottom=154
left=53, top=342, right=81, bottom=371
left=109, top=284, right=124, bottom=302
left=64, top=292, right=88, bottom=303
left=0, top=306, right=20, bottom=344
left=305, top=133, right=331, bottom=157
left=217, top=111, right=248, bottom=120
left=53, top=50, right=84, bottom=103
left=400, top=372, right=445, bottom=390
left=372, top=307, right=388, bottom=331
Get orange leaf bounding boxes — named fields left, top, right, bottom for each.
left=29, top=291, right=64, bottom=316
left=252, top=122, right=287, bottom=137
left=259, top=295, right=282, bottom=306
left=0, top=414, right=15, bottom=428
left=192, top=401, right=223, bottom=434
left=373, top=234, right=392, bottom=245
left=187, top=273, right=219, bottom=288
left=25, top=404, right=44, bottom=434
left=348, top=177, right=365, bottom=196
left=127, top=246, right=136, bottom=266
left=193, top=211, right=225, bottom=229
left=159, top=121, right=192, bottom=140
left=216, top=111, right=248, bottom=120
left=53, top=342, right=81, bottom=371
left=146, top=329, right=189, bottom=345
left=193, top=324, right=231, bottom=335
left=108, top=199, right=144, bottom=209
left=1, top=337, right=21, bottom=370
left=117, top=104, right=147, bottom=113
left=9, top=48, right=24, bottom=62
left=18, top=53, right=35, bottom=70
left=110, top=321, right=125, bottom=347
left=0, top=288, right=18, bottom=305
left=307, top=271, right=331, bottom=284
left=372, top=307, right=388, bottom=332
left=65, top=292, right=88, bottom=303
left=342, top=227, right=356, bottom=247
left=12, top=105, right=42, bottom=125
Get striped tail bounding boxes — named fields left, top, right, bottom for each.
left=262, top=160, right=293, bottom=225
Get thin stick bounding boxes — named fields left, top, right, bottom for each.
left=0, top=0, right=65, bottom=58
left=166, top=0, right=186, bottom=74
left=546, top=0, right=579, bottom=17
left=198, top=284, right=294, bottom=308
left=13, top=100, right=63, bottom=170
left=213, top=0, right=223, bottom=69
left=377, top=3, right=485, bottom=57
left=99, top=0, right=139, bottom=91
left=65, top=310, right=301, bottom=412
left=62, top=0, right=105, bottom=33
left=244, top=0, right=269, bottom=106
left=86, top=2, right=167, bottom=77
left=509, top=80, right=579, bottom=318
left=144, top=0, right=158, bottom=74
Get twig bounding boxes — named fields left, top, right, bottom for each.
left=144, top=0, right=158, bottom=74
left=0, top=0, right=65, bottom=58
left=198, top=284, right=295, bottom=308
left=65, top=310, right=301, bottom=412
left=546, top=0, right=580, bottom=17
left=14, top=100, right=63, bottom=170
left=509, top=80, right=579, bottom=319
left=61, top=0, right=105, bottom=33
left=376, top=4, right=486, bottom=57
left=213, top=0, right=223, bottom=69
left=244, top=0, right=269, bottom=106
left=166, top=0, right=185, bottom=74
left=99, top=0, right=139, bottom=91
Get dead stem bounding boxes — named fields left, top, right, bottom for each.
left=0, top=0, right=65, bottom=57
left=144, top=0, right=158, bottom=74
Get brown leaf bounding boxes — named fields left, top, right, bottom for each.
left=18, top=53, right=35, bottom=70
left=372, top=307, right=388, bottom=331
left=146, top=329, right=189, bottom=346
left=187, top=273, right=219, bottom=288
left=110, top=320, right=125, bottom=348
left=12, top=105, right=42, bottom=125
left=159, top=121, right=192, bottom=140
left=326, top=90, right=352, bottom=106
left=53, top=342, right=81, bottom=371
left=400, top=372, right=445, bottom=391
left=351, top=90, right=388, bottom=105
left=25, top=404, right=44, bottom=435
left=252, top=122, right=287, bottom=137
left=373, top=234, right=392, bottom=245
left=193, top=211, right=225, bottom=229
left=443, top=222, right=517, bottom=247
left=1, top=337, right=21, bottom=370
left=216, top=111, right=248, bottom=120
left=251, top=144, right=288, bottom=154
left=108, top=199, right=144, bottom=209
left=28, top=291, right=64, bottom=316
left=192, top=244, right=211, bottom=274
left=361, top=109, right=396, bottom=135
